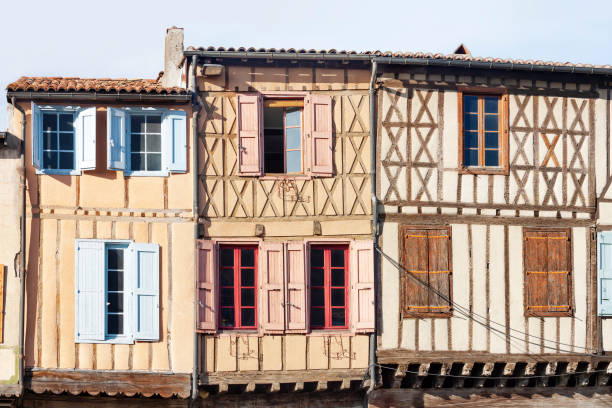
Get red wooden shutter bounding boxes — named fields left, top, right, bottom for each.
left=260, top=242, right=285, bottom=332
left=307, top=94, right=333, bottom=176
left=286, top=241, right=307, bottom=332
left=350, top=240, right=375, bottom=332
left=546, top=231, right=571, bottom=313
left=402, top=229, right=430, bottom=314
left=237, top=94, right=263, bottom=175
left=427, top=229, right=452, bottom=313
left=197, top=240, right=217, bottom=333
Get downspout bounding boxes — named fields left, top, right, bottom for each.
left=368, top=60, right=378, bottom=394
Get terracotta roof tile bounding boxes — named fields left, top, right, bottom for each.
left=6, top=76, right=187, bottom=94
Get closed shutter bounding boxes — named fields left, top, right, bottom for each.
left=197, top=240, right=217, bottom=333
left=427, top=229, right=452, bottom=313
left=31, top=102, right=42, bottom=169
left=598, top=232, right=612, bottom=316
left=306, top=94, right=333, bottom=176
left=162, top=110, right=187, bottom=173
left=260, top=242, right=285, bottom=332
left=350, top=240, right=375, bottom=332
left=131, top=243, right=160, bottom=341
left=237, top=94, right=262, bottom=175
left=75, top=107, right=97, bottom=170
left=107, top=107, right=127, bottom=170
left=75, top=240, right=105, bottom=342
left=286, top=241, right=307, bottom=332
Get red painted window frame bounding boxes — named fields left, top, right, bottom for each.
left=310, top=245, right=349, bottom=330
left=218, top=245, right=258, bottom=330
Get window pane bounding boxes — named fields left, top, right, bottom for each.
left=331, top=289, right=345, bottom=306
left=241, top=249, right=255, bottom=267
left=107, top=293, right=123, bottom=313
left=43, top=151, right=57, bottom=169
left=484, top=96, right=498, bottom=114
left=59, top=152, right=73, bottom=169
left=220, top=268, right=234, bottom=286
left=463, top=95, right=478, bottom=113
left=108, top=271, right=123, bottom=292
left=43, top=113, right=57, bottom=132
left=286, top=108, right=301, bottom=127
left=147, top=134, right=162, bottom=152
left=331, top=309, right=345, bottom=327
left=59, top=114, right=73, bottom=131
left=107, top=248, right=123, bottom=270
left=131, top=115, right=146, bottom=133
left=286, top=150, right=301, bottom=173
left=264, top=129, right=284, bottom=173
left=220, top=288, right=234, bottom=306
left=311, top=268, right=324, bottom=287
left=241, top=268, right=254, bottom=286
left=464, top=149, right=478, bottom=166
left=311, top=288, right=324, bottom=307
left=131, top=134, right=145, bottom=152
left=311, top=249, right=324, bottom=267
left=147, top=115, right=161, bottom=133
left=241, top=289, right=255, bottom=307
left=59, top=133, right=74, bottom=150
left=484, top=115, right=498, bottom=131
left=331, top=269, right=345, bottom=286
left=463, top=131, right=478, bottom=148
left=286, top=127, right=301, bottom=150
left=43, top=132, right=57, bottom=150
left=131, top=153, right=144, bottom=170
left=463, top=113, right=478, bottom=131
left=311, top=308, right=324, bottom=327
left=107, top=314, right=123, bottom=335
left=485, top=132, right=499, bottom=149
left=241, top=308, right=255, bottom=327
left=264, top=107, right=283, bottom=128
left=221, top=308, right=234, bottom=327
left=147, top=153, right=162, bottom=171
left=485, top=150, right=499, bottom=166
left=220, top=248, right=234, bottom=266
left=331, top=250, right=344, bottom=267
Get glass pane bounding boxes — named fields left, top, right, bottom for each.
left=108, top=271, right=123, bottom=292
left=241, top=249, right=255, bottom=267
left=147, top=115, right=161, bottom=133
left=331, top=289, right=345, bottom=306
left=59, top=152, right=73, bottom=169
left=331, top=250, right=345, bottom=267
left=59, top=114, right=73, bottom=131
left=107, top=314, right=123, bottom=335
left=131, top=134, right=145, bottom=152
left=485, top=132, right=499, bottom=149
left=286, top=108, right=301, bottom=127
left=220, top=288, right=234, bottom=306
left=241, top=268, right=254, bottom=286
left=146, top=134, right=162, bottom=152
left=311, top=308, right=324, bottom=327
left=286, top=150, right=301, bottom=173
left=484, top=115, right=498, bottom=131
left=131, top=115, right=146, bottom=133
left=107, top=248, right=123, bottom=270
left=484, top=96, right=498, bottom=114
left=311, top=268, right=324, bottom=287
left=220, top=248, right=234, bottom=266
left=463, top=113, right=478, bottom=131
left=131, top=153, right=144, bottom=170
left=107, top=293, right=123, bottom=313
left=43, top=151, right=57, bottom=169
left=43, top=132, right=57, bottom=150
left=147, top=153, right=162, bottom=171
left=331, top=309, right=345, bottom=327
left=331, top=269, right=345, bottom=286
left=264, top=107, right=283, bottom=128
left=311, top=249, right=324, bottom=268
left=464, top=149, right=478, bottom=166
left=59, top=133, right=74, bottom=150
left=463, top=131, right=478, bottom=148
left=463, top=95, right=478, bottom=113
left=43, top=113, right=57, bottom=132
left=311, top=288, right=324, bottom=307
left=241, top=289, right=255, bottom=307
left=220, top=268, right=234, bottom=286
left=221, top=308, right=234, bottom=327
left=241, top=308, right=255, bottom=327
left=286, top=127, right=301, bottom=150
left=485, top=150, right=499, bottom=166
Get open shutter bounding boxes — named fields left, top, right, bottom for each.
left=350, top=240, right=375, bottom=332
left=107, top=107, right=126, bottom=170
left=524, top=230, right=550, bottom=315
left=307, top=94, right=333, bottom=176
left=427, top=229, right=452, bottom=313
left=546, top=230, right=571, bottom=314
left=197, top=240, right=217, bottom=333
left=598, top=232, right=612, bottom=316
left=31, top=102, right=42, bottom=169
left=402, top=228, right=430, bottom=314
left=75, top=107, right=97, bottom=170
left=75, top=240, right=105, bottom=342
left=162, top=110, right=187, bottom=173
left=131, top=243, right=160, bottom=341
left=237, top=94, right=262, bottom=175
left=286, top=241, right=307, bottom=332
left=260, top=242, right=285, bottom=332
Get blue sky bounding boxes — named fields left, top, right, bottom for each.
left=1, top=0, right=611, bottom=130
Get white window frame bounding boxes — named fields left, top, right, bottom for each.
left=123, top=107, right=168, bottom=177
left=35, top=105, right=81, bottom=175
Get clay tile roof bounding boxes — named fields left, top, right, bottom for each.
left=6, top=76, right=188, bottom=94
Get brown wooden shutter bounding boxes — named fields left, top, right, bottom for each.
left=545, top=230, right=571, bottom=313
left=427, top=229, right=452, bottom=313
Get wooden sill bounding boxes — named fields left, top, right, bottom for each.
left=458, top=166, right=509, bottom=176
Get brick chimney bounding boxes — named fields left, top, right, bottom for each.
left=160, top=27, right=184, bottom=88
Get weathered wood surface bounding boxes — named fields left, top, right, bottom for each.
left=201, top=368, right=367, bottom=385
left=23, top=392, right=189, bottom=407
left=200, top=389, right=365, bottom=408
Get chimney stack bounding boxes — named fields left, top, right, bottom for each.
left=160, top=27, right=184, bottom=88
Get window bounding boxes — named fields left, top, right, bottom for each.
left=130, top=114, right=162, bottom=172
left=400, top=226, right=452, bottom=316
left=263, top=100, right=303, bottom=174
left=218, top=245, right=257, bottom=330
left=458, top=89, right=508, bottom=174
left=598, top=232, right=612, bottom=316
left=310, top=245, right=349, bottom=329
left=42, top=111, right=74, bottom=170
left=524, top=228, right=572, bottom=317
left=75, top=239, right=159, bottom=343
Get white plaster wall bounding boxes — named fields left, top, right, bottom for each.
left=451, top=224, right=470, bottom=351
left=489, top=225, right=506, bottom=353
left=380, top=221, right=399, bottom=349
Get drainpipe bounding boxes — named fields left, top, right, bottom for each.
left=368, top=61, right=378, bottom=394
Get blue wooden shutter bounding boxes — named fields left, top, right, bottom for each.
left=76, top=107, right=97, bottom=170
left=131, top=243, right=160, bottom=341
left=162, top=110, right=187, bottom=173
left=31, top=102, right=42, bottom=169
left=598, top=232, right=612, bottom=316
left=107, top=108, right=126, bottom=170
left=75, top=240, right=105, bottom=342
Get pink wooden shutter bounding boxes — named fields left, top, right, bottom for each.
left=260, top=242, right=285, bottom=332
left=197, top=240, right=217, bottom=333
left=307, top=94, right=333, bottom=176
left=285, top=241, right=307, bottom=332
left=350, top=240, right=375, bottom=332
left=237, top=94, right=263, bottom=175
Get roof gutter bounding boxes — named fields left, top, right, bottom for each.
left=6, top=92, right=191, bottom=102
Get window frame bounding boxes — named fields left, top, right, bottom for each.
left=35, top=105, right=81, bottom=175
left=457, top=87, right=509, bottom=175
left=123, top=107, right=168, bottom=177
left=309, top=244, right=350, bottom=331
left=104, top=242, right=132, bottom=343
